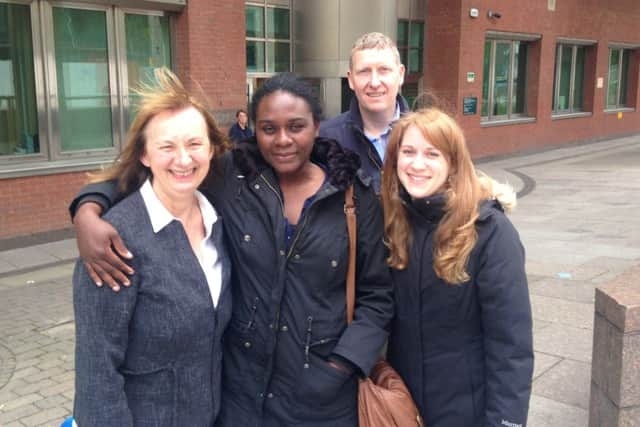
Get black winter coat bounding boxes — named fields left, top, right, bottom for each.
left=320, top=95, right=409, bottom=193
left=206, top=137, right=394, bottom=427
left=387, top=194, right=533, bottom=427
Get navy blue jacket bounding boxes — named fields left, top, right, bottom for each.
left=228, top=122, right=254, bottom=143
left=73, top=190, right=232, bottom=426
left=319, top=95, right=409, bottom=193
left=387, top=194, right=533, bottom=427
left=207, top=137, right=393, bottom=426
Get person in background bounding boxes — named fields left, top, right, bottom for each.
left=72, top=68, right=232, bottom=426
left=320, top=32, right=408, bottom=192
left=228, top=108, right=253, bottom=143
left=381, top=108, right=533, bottom=426
left=69, top=73, right=393, bottom=426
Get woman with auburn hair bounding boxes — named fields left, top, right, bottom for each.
left=72, top=68, right=232, bottom=426
left=382, top=108, right=533, bottom=427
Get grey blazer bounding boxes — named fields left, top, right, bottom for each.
left=73, top=190, right=232, bottom=427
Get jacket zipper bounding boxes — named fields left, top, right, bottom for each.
left=259, top=173, right=317, bottom=260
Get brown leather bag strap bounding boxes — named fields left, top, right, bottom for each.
left=344, top=185, right=356, bottom=325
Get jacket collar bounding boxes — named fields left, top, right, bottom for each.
left=346, top=94, right=410, bottom=134
left=402, top=188, right=448, bottom=224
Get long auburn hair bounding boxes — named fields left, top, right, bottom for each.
left=381, top=108, right=514, bottom=284
left=89, top=67, right=229, bottom=196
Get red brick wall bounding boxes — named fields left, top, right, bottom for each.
left=173, top=0, right=247, bottom=127
left=0, top=172, right=88, bottom=239
left=424, top=0, right=640, bottom=158
left=0, top=1, right=246, bottom=240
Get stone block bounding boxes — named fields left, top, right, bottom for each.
left=589, top=381, right=617, bottom=427
left=595, top=265, right=640, bottom=333
left=591, top=312, right=623, bottom=405
left=620, top=332, right=640, bottom=407
left=589, top=264, right=640, bottom=427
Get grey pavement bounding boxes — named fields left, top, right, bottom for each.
left=1, top=134, right=640, bottom=426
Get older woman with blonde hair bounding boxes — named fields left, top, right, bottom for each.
left=382, top=108, right=533, bottom=426
left=72, top=68, right=232, bottom=426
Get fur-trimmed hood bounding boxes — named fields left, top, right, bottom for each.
left=232, top=136, right=362, bottom=191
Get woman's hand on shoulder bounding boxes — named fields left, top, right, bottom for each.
left=74, top=202, right=134, bottom=292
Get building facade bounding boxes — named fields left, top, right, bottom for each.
left=1, top=0, right=638, bottom=239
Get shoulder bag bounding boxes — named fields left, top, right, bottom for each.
left=344, top=185, right=424, bottom=427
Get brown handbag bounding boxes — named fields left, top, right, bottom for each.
left=344, top=186, right=425, bottom=427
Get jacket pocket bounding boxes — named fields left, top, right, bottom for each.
left=297, top=351, right=353, bottom=406
left=296, top=316, right=352, bottom=407
left=122, top=365, right=176, bottom=427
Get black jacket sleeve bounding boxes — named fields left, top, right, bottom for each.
left=68, top=180, right=120, bottom=221
left=331, top=181, right=394, bottom=376
left=476, top=212, right=533, bottom=427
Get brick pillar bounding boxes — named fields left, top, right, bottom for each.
left=589, top=265, right=640, bottom=426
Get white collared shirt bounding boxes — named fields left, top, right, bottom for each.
left=140, top=179, right=222, bottom=307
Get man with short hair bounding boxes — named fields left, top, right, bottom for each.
left=320, top=32, right=408, bottom=192
left=228, top=109, right=253, bottom=143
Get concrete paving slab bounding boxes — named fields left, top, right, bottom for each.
left=531, top=294, right=594, bottom=330
left=533, top=323, right=593, bottom=363
left=0, top=263, right=75, bottom=291
left=0, top=247, right=59, bottom=271
left=35, top=240, right=77, bottom=262
left=528, top=395, right=588, bottom=427
left=0, top=259, right=15, bottom=275
left=532, top=352, right=562, bottom=381
left=532, top=359, right=591, bottom=409
left=528, top=277, right=597, bottom=304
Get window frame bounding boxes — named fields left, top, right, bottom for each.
left=552, top=43, right=589, bottom=114
left=0, top=0, right=48, bottom=164
left=245, top=1, right=291, bottom=77
left=606, top=44, right=637, bottom=110
left=397, top=18, right=424, bottom=75
left=481, top=31, right=540, bottom=123
left=0, top=0, right=175, bottom=177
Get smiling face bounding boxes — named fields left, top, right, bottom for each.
left=397, top=124, right=450, bottom=199
left=140, top=106, right=213, bottom=205
left=255, top=90, right=319, bottom=179
left=348, top=47, right=405, bottom=117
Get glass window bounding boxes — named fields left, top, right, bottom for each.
left=552, top=44, right=587, bottom=113
left=266, top=41, right=289, bottom=72
left=482, top=39, right=531, bottom=120
left=607, top=47, right=633, bottom=109
left=0, top=3, right=39, bottom=156
left=246, top=5, right=264, bottom=38
left=481, top=40, right=491, bottom=116
left=245, top=3, right=290, bottom=74
left=397, top=20, right=423, bottom=74
left=124, top=13, right=171, bottom=122
left=397, top=20, right=408, bottom=67
left=266, top=7, right=289, bottom=39
left=53, top=6, right=113, bottom=152
left=246, top=40, right=265, bottom=72
left=408, top=22, right=424, bottom=73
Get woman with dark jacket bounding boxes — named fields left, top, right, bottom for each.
left=72, top=69, right=232, bottom=426
left=381, top=108, right=533, bottom=427
left=70, top=73, right=393, bottom=426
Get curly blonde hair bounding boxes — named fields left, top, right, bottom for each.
left=381, top=108, right=515, bottom=284
left=89, top=67, right=229, bottom=196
